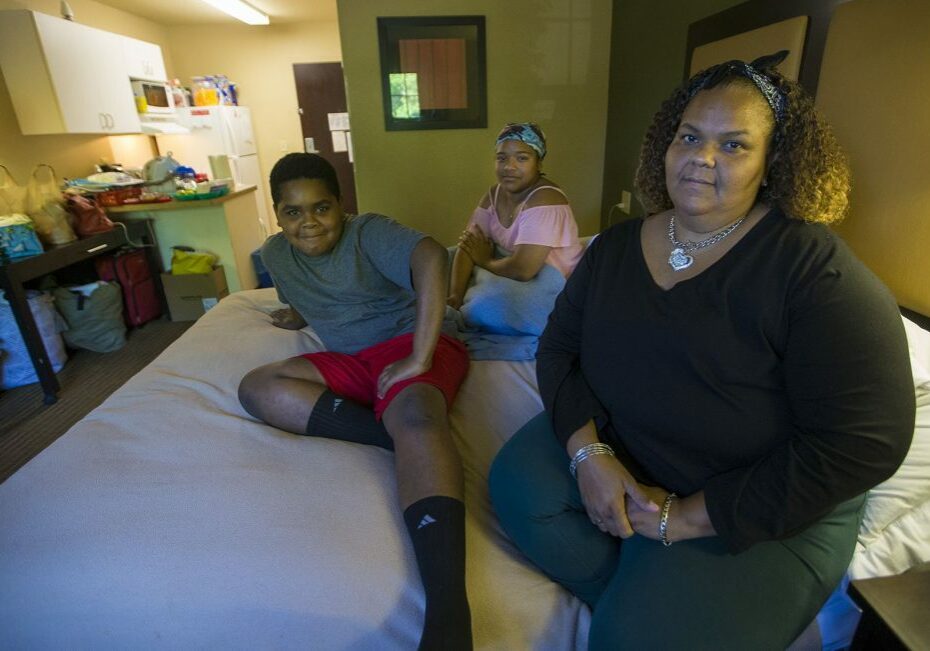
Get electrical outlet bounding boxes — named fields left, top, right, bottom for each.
left=619, top=190, right=632, bottom=215
left=279, top=140, right=288, bottom=152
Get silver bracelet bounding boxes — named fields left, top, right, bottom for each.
left=658, top=492, right=677, bottom=546
left=569, top=442, right=615, bottom=478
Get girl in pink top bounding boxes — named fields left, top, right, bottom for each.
left=448, top=122, right=585, bottom=310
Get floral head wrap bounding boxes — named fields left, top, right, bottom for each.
left=495, top=122, right=547, bottom=159
left=688, top=50, right=789, bottom=124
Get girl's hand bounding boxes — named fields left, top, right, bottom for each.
left=377, top=355, right=430, bottom=399
left=270, top=307, right=307, bottom=330
left=459, top=227, right=494, bottom=267
left=447, top=294, right=464, bottom=310
left=576, top=455, right=658, bottom=538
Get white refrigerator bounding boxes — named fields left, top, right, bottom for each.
left=155, top=105, right=271, bottom=234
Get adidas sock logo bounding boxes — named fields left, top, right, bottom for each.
left=332, top=398, right=343, bottom=412
left=417, top=514, right=437, bottom=529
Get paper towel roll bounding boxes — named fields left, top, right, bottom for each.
left=209, top=155, right=232, bottom=181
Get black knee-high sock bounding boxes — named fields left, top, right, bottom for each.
left=403, top=496, right=473, bottom=651
left=304, top=390, right=394, bottom=450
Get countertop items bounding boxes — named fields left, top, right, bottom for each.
left=106, top=184, right=256, bottom=213
left=109, top=185, right=265, bottom=293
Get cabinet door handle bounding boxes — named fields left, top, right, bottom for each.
left=107, top=113, right=115, bottom=129
left=99, top=113, right=106, bottom=129
left=86, top=244, right=108, bottom=253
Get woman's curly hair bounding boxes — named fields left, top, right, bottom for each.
left=634, top=64, right=851, bottom=224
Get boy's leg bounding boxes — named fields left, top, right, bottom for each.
left=381, top=383, right=472, bottom=651
left=238, top=357, right=328, bottom=433
left=238, top=356, right=393, bottom=449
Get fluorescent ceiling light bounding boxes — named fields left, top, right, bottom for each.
left=199, top=0, right=269, bottom=25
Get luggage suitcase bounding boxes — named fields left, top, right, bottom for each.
left=94, top=249, right=162, bottom=327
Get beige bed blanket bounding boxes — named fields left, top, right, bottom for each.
left=0, top=289, right=589, bottom=649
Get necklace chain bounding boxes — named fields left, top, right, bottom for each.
left=666, top=214, right=746, bottom=272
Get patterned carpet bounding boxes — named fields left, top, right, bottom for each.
left=0, top=318, right=191, bottom=483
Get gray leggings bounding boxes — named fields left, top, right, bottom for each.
left=489, top=412, right=864, bottom=650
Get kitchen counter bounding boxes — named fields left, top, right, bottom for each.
left=106, top=184, right=258, bottom=213
left=108, top=185, right=267, bottom=293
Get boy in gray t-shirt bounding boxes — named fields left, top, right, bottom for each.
left=238, top=153, right=471, bottom=650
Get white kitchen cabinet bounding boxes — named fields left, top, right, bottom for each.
left=0, top=10, right=142, bottom=134
left=122, top=36, right=167, bottom=81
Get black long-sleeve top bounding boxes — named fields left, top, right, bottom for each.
left=537, top=208, right=915, bottom=552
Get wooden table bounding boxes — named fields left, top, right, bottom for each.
left=0, top=222, right=153, bottom=404
left=849, top=566, right=930, bottom=650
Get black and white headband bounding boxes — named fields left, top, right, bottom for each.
left=689, top=50, right=789, bottom=124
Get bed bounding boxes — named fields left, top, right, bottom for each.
left=1, top=285, right=928, bottom=649
left=0, top=288, right=589, bottom=649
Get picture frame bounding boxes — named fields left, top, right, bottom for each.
left=377, top=16, right=487, bottom=131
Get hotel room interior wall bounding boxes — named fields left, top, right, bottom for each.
left=816, top=0, right=930, bottom=316
left=0, top=0, right=169, bottom=182
left=599, top=0, right=742, bottom=226
left=337, top=0, right=612, bottom=246
left=164, top=21, right=342, bottom=234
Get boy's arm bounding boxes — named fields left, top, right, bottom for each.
left=376, top=237, right=448, bottom=398
left=448, top=246, right=474, bottom=309
left=270, top=306, right=307, bottom=330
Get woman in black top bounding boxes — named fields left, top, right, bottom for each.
left=489, top=51, right=914, bottom=649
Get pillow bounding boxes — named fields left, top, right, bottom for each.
left=853, top=393, right=930, bottom=577
left=902, top=315, right=930, bottom=394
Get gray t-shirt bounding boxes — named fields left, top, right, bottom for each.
left=261, top=213, right=427, bottom=354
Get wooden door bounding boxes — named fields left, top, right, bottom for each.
left=293, top=63, right=358, bottom=214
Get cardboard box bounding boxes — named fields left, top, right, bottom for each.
left=160, top=266, right=229, bottom=321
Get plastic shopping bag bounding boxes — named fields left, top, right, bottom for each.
left=0, top=291, right=68, bottom=390
left=25, top=164, right=76, bottom=245
left=171, top=246, right=217, bottom=275
left=0, top=164, right=27, bottom=215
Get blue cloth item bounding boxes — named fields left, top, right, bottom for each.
left=0, top=215, right=43, bottom=262
left=495, top=123, right=547, bottom=159
left=451, top=246, right=565, bottom=361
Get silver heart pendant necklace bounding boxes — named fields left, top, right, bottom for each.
left=667, top=214, right=746, bottom=271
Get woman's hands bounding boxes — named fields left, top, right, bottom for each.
left=458, top=225, right=494, bottom=267
left=626, top=487, right=715, bottom=544
left=376, top=355, right=430, bottom=399
left=447, top=294, right=464, bottom=310
left=576, top=455, right=659, bottom=538
left=270, top=307, right=307, bottom=330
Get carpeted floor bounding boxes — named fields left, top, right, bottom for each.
left=0, top=318, right=192, bottom=483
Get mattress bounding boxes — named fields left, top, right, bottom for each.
left=0, top=289, right=589, bottom=649
left=3, top=290, right=927, bottom=649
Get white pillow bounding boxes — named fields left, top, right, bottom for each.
left=854, top=393, right=930, bottom=577
left=902, top=315, right=930, bottom=394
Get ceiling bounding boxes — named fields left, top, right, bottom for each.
left=92, top=0, right=339, bottom=26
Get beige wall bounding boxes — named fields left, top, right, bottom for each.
left=164, top=21, right=342, bottom=233
left=816, top=0, right=930, bottom=315
left=337, top=0, right=612, bottom=246
left=0, top=0, right=169, bottom=184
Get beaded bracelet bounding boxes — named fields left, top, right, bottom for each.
left=569, top=442, right=615, bottom=478
left=658, top=492, right=677, bottom=546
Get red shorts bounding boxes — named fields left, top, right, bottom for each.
left=301, top=333, right=469, bottom=419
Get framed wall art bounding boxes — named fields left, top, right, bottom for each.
left=377, top=16, right=487, bottom=131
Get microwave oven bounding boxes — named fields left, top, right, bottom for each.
left=131, top=78, right=175, bottom=115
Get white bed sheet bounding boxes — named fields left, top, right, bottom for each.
left=0, top=289, right=589, bottom=650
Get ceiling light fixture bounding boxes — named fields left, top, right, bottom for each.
left=199, top=0, right=269, bottom=25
